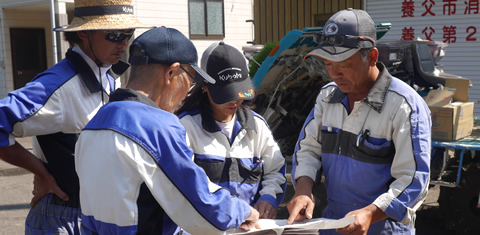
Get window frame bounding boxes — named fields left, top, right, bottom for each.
left=188, top=0, right=225, bottom=40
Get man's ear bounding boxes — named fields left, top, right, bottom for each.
left=165, top=62, right=181, bottom=85
left=77, top=31, right=88, bottom=40
left=369, top=48, right=379, bottom=65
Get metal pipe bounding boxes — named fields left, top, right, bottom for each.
left=456, top=150, right=465, bottom=185
left=0, top=10, right=7, bottom=97
left=50, top=0, right=58, bottom=64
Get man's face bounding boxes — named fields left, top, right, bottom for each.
left=83, top=29, right=134, bottom=65
left=168, top=64, right=196, bottom=112
left=323, top=52, right=372, bottom=95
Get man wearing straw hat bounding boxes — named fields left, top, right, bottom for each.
left=0, top=0, right=147, bottom=234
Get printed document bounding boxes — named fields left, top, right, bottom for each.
left=231, top=215, right=355, bottom=235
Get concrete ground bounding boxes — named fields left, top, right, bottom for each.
left=0, top=138, right=454, bottom=234
left=0, top=137, right=33, bottom=235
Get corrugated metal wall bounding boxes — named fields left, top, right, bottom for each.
left=253, top=0, right=364, bottom=44
left=366, top=0, right=480, bottom=115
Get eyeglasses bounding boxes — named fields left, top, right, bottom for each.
left=180, top=65, right=196, bottom=85
left=314, top=34, right=375, bottom=48
left=104, top=31, right=134, bottom=43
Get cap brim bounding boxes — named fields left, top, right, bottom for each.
left=192, top=65, right=216, bottom=84
left=206, top=77, right=255, bottom=105
left=305, top=45, right=360, bottom=62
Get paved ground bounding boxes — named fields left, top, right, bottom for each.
left=0, top=138, right=454, bottom=234
left=0, top=137, right=33, bottom=235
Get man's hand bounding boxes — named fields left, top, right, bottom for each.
left=336, top=204, right=388, bottom=235
left=239, top=206, right=261, bottom=231
left=286, top=176, right=315, bottom=224
left=0, top=142, right=69, bottom=208
left=254, top=201, right=276, bottom=219
left=31, top=174, right=69, bottom=208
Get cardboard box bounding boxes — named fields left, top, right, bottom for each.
left=429, top=102, right=474, bottom=141
left=445, top=77, right=470, bottom=102
left=425, top=78, right=474, bottom=141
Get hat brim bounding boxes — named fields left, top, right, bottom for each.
left=305, top=45, right=360, bottom=62
left=192, top=65, right=216, bottom=84
left=206, top=77, right=255, bottom=105
left=54, top=15, right=150, bottom=32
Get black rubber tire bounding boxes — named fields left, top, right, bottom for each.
left=438, top=164, right=480, bottom=234
left=276, top=134, right=299, bottom=156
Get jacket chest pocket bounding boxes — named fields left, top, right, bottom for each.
left=236, top=157, right=263, bottom=184
left=350, top=134, right=395, bottom=164
left=320, top=127, right=340, bottom=155
left=194, top=155, right=225, bottom=183
left=321, top=128, right=395, bottom=164
left=194, top=155, right=264, bottom=184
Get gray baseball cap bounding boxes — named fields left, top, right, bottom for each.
left=305, top=8, right=376, bottom=62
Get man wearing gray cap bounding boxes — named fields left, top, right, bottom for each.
left=0, top=0, right=147, bottom=234
left=75, top=26, right=259, bottom=235
left=287, top=9, right=431, bottom=234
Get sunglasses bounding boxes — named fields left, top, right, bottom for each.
left=314, top=34, right=375, bottom=48
left=104, top=31, right=134, bottom=43
left=180, top=65, right=196, bottom=85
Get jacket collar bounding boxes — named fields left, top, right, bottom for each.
left=109, top=88, right=160, bottom=109
left=66, top=48, right=129, bottom=94
left=323, top=63, right=392, bottom=113
left=200, top=105, right=257, bottom=133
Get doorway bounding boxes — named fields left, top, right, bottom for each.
left=10, top=28, right=47, bottom=89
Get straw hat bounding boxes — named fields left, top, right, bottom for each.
left=54, top=0, right=148, bottom=32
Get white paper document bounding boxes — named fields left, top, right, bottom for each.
left=230, top=215, right=355, bottom=235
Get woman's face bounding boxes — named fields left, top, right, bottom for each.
left=205, top=88, right=243, bottom=122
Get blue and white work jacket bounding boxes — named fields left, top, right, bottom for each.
left=178, top=106, right=287, bottom=209
left=75, top=89, right=252, bottom=235
left=292, top=63, right=431, bottom=234
left=0, top=47, right=124, bottom=207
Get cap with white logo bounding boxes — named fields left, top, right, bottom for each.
left=201, top=42, right=255, bottom=105
left=305, top=8, right=377, bottom=62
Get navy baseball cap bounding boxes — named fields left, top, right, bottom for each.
left=129, top=26, right=215, bottom=84
left=202, top=42, right=255, bottom=105
left=306, top=8, right=376, bottom=62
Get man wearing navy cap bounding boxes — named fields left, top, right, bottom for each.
left=75, top=27, right=259, bottom=235
left=287, top=9, right=431, bottom=234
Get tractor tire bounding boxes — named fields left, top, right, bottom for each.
left=276, top=134, right=299, bottom=156
left=438, top=163, right=480, bottom=234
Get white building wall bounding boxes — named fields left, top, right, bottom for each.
left=366, top=0, right=480, bottom=115
left=1, top=8, right=53, bottom=95
left=0, top=0, right=253, bottom=96
left=135, top=0, right=253, bottom=60
left=0, top=0, right=48, bottom=7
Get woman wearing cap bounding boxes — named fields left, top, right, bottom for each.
left=176, top=42, right=287, bottom=224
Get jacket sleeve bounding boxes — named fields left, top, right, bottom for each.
left=291, top=92, right=324, bottom=187
left=255, top=119, right=287, bottom=209
left=0, top=80, right=64, bottom=147
left=77, top=128, right=252, bottom=235
left=372, top=98, right=431, bottom=224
